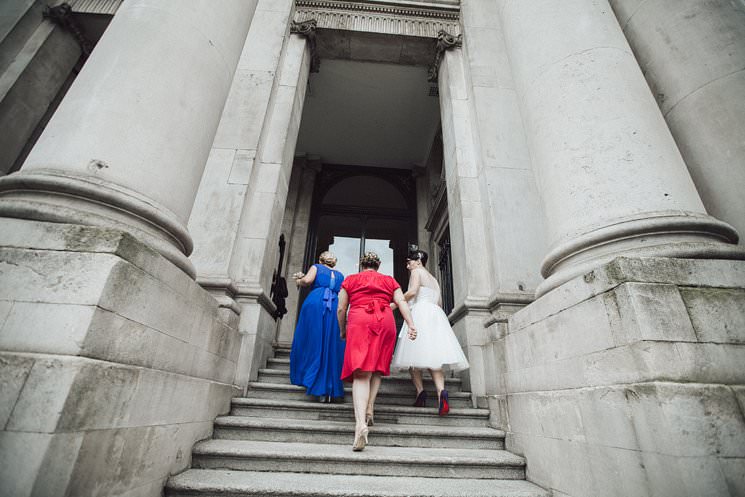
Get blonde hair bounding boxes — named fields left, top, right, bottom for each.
left=318, top=251, right=337, bottom=268
left=359, top=251, right=381, bottom=270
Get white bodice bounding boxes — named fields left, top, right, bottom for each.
left=411, top=286, right=440, bottom=305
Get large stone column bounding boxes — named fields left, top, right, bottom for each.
left=610, top=0, right=745, bottom=245
left=495, top=0, right=743, bottom=296
left=0, top=0, right=257, bottom=277
left=495, top=2, right=745, bottom=496
left=0, top=3, right=258, bottom=496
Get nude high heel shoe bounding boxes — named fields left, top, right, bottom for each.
left=352, top=426, right=369, bottom=451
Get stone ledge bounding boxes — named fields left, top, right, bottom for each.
left=512, top=256, right=745, bottom=332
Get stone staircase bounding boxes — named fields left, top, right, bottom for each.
left=165, top=345, right=548, bottom=497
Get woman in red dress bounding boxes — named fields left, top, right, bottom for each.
left=337, top=252, right=417, bottom=451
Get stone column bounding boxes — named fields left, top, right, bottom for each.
left=189, top=0, right=298, bottom=307
left=610, top=0, right=745, bottom=245
left=277, top=156, right=321, bottom=345
left=0, top=0, right=257, bottom=277
left=495, top=0, right=743, bottom=296
left=438, top=45, right=497, bottom=401
left=231, top=32, right=312, bottom=390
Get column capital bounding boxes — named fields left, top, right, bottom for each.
left=290, top=19, right=320, bottom=73
left=428, top=30, right=462, bottom=82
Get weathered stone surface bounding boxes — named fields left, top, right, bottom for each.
left=681, top=287, right=745, bottom=344
left=506, top=257, right=745, bottom=496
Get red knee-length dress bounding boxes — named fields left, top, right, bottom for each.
left=340, top=269, right=400, bottom=382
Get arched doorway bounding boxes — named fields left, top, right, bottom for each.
left=305, top=164, right=417, bottom=290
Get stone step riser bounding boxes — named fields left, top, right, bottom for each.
left=230, top=406, right=490, bottom=427
left=192, top=455, right=525, bottom=480
left=257, top=372, right=464, bottom=393
left=266, top=359, right=289, bottom=370
left=213, top=427, right=503, bottom=450
left=246, top=388, right=472, bottom=408
left=166, top=469, right=550, bottom=497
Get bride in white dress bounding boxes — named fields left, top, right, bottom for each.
left=390, top=250, right=469, bottom=415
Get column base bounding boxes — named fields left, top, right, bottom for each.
left=538, top=211, right=744, bottom=296
left=0, top=169, right=195, bottom=277
left=0, top=218, right=240, bottom=496
left=508, top=256, right=745, bottom=497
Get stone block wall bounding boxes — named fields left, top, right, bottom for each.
left=505, top=257, right=745, bottom=497
left=0, top=219, right=241, bottom=497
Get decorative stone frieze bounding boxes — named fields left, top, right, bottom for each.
left=294, top=0, right=460, bottom=38
left=68, top=0, right=123, bottom=15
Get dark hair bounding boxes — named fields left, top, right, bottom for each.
left=406, top=249, right=428, bottom=267
left=359, top=251, right=381, bottom=270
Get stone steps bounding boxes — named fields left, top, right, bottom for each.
left=166, top=469, right=550, bottom=497
left=213, top=416, right=505, bottom=449
left=246, top=382, right=473, bottom=407
left=230, top=398, right=491, bottom=427
left=257, top=367, right=464, bottom=393
left=191, top=440, right=526, bottom=479
left=165, top=346, right=547, bottom=497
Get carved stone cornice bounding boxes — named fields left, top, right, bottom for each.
left=294, top=0, right=460, bottom=38
left=291, top=19, right=321, bottom=73
left=67, top=0, right=122, bottom=15
left=428, top=29, right=462, bottom=82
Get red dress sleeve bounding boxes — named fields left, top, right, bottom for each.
left=341, top=274, right=355, bottom=293
left=387, top=275, right=401, bottom=296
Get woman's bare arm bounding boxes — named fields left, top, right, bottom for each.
left=393, top=288, right=417, bottom=340
left=294, top=265, right=318, bottom=288
left=402, top=269, right=421, bottom=301
left=337, top=288, right=349, bottom=339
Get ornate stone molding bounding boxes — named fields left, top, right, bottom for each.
left=68, top=0, right=122, bottom=15
left=294, top=0, right=460, bottom=38
left=428, top=29, right=462, bottom=82
left=291, top=19, right=321, bottom=73
left=43, top=2, right=93, bottom=58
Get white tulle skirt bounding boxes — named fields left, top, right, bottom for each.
left=391, top=301, right=469, bottom=372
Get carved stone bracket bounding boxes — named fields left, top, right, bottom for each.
left=291, top=19, right=321, bottom=73
left=43, top=2, right=93, bottom=58
left=428, top=29, right=462, bottom=82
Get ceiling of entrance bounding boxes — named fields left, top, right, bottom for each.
left=294, top=59, right=440, bottom=169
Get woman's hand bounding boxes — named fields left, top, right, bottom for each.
left=295, top=265, right=317, bottom=288
left=407, top=325, right=417, bottom=341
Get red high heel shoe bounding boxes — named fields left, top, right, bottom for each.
left=413, top=390, right=427, bottom=407
left=438, top=389, right=449, bottom=416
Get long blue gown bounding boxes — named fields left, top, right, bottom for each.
left=289, top=264, right=346, bottom=398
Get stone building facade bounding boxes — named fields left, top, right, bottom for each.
left=0, top=0, right=743, bottom=496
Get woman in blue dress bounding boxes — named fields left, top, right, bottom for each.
left=290, top=251, right=346, bottom=402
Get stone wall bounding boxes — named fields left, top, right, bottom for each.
left=0, top=219, right=241, bottom=497
left=505, top=256, right=745, bottom=497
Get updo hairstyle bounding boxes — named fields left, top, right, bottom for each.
left=359, top=251, right=381, bottom=270
left=406, top=249, right=428, bottom=267
left=318, top=250, right=337, bottom=268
